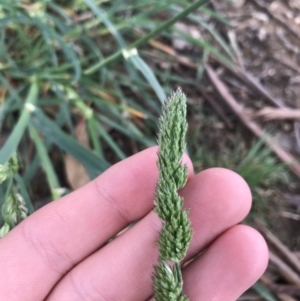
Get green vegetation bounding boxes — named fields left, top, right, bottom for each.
left=0, top=0, right=232, bottom=210
left=153, top=89, right=191, bottom=301
left=0, top=1, right=293, bottom=300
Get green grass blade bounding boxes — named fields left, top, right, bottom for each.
left=199, top=7, right=231, bottom=24
left=29, top=125, right=61, bottom=200
left=128, top=55, right=166, bottom=103
left=252, top=282, right=279, bottom=301
left=176, top=30, right=234, bottom=69
left=30, top=109, right=110, bottom=179
left=0, top=74, right=23, bottom=105
left=0, top=80, right=38, bottom=165
left=99, top=114, right=155, bottom=147
left=172, top=5, right=234, bottom=59
left=38, top=18, right=81, bottom=83
left=13, top=173, right=34, bottom=214
left=87, top=116, right=103, bottom=156
left=84, top=0, right=210, bottom=74
left=83, top=0, right=126, bottom=47
left=96, top=123, right=126, bottom=160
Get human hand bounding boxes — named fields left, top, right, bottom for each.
left=0, top=147, right=268, bottom=301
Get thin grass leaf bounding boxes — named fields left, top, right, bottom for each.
left=236, top=139, right=266, bottom=170
left=83, top=0, right=126, bottom=47
left=0, top=28, right=17, bottom=69
left=82, top=0, right=166, bottom=103
left=87, top=116, right=103, bottom=156
left=99, top=114, right=155, bottom=147
left=29, top=125, right=62, bottom=200
left=0, top=80, right=38, bottom=165
left=0, top=74, right=23, bottom=105
left=57, top=102, right=76, bottom=137
left=199, top=7, right=231, bottom=24
left=35, top=17, right=81, bottom=83
left=13, top=173, right=34, bottom=214
left=30, top=108, right=110, bottom=179
left=22, top=139, right=59, bottom=187
left=66, top=87, right=103, bottom=156
left=174, top=30, right=234, bottom=69
left=84, top=0, right=150, bottom=82
left=84, top=0, right=210, bottom=74
left=96, top=122, right=126, bottom=160
left=128, top=55, right=166, bottom=104
left=252, top=282, right=279, bottom=301
left=172, top=5, right=234, bottom=59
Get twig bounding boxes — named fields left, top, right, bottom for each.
left=228, top=30, right=244, bottom=67
left=276, top=28, right=299, bottom=54
left=255, top=218, right=300, bottom=274
left=150, top=35, right=288, bottom=111
left=212, top=52, right=287, bottom=108
left=148, top=39, right=197, bottom=68
left=205, top=64, right=300, bottom=178
left=280, top=212, right=300, bottom=221
left=278, top=294, right=298, bottom=301
left=269, top=252, right=300, bottom=286
left=237, top=68, right=286, bottom=108
left=294, top=122, right=300, bottom=157
left=261, top=275, right=300, bottom=299
left=255, top=107, right=300, bottom=121
left=273, top=54, right=300, bottom=74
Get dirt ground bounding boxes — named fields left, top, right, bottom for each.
left=214, top=0, right=300, bottom=105
left=206, top=1, right=300, bottom=299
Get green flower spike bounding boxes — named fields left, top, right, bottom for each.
left=0, top=153, right=28, bottom=238
left=153, top=88, right=192, bottom=301
left=0, top=191, right=28, bottom=238
left=0, top=153, right=19, bottom=184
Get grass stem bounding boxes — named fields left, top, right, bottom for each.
left=84, top=0, right=209, bottom=74
left=0, top=80, right=39, bottom=165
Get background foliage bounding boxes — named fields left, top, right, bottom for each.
left=1, top=0, right=299, bottom=300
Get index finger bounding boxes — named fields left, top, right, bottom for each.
left=0, top=146, right=193, bottom=301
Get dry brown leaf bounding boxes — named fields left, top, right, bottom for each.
left=255, top=107, right=300, bottom=120
left=65, top=120, right=90, bottom=190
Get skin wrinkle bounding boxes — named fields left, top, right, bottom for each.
left=67, top=268, right=95, bottom=301
left=93, top=179, right=130, bottom=226
left=47, top=212, right=161, bottom=301
left=100, top=219, right=159, bottom=301
left=20, top=218, right=75, bottom=277
left=48, top=252, right=123, bottom=301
